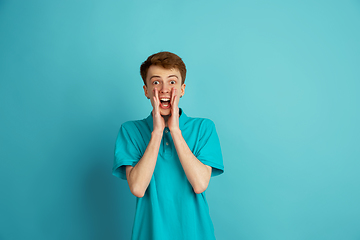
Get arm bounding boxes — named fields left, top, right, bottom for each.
left=168, top=88, right=212, bottom=194
left=126, top=87, right=165, bottom=198
left=171, top=129, right=212, bottom=194
left=126, top=131, right=162, bottom=198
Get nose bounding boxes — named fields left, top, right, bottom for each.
left=159, top=82, right=170, bottom=93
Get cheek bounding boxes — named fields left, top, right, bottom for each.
left=173, top=86, right=181, bottom=93
left=147, top=88, right=154, bottom=97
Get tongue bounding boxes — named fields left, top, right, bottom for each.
left=162, top=101, right=170, bottom=107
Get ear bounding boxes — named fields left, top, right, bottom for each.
left=180, top=84, right=186, bottom=97
left=143, top=85, right=149, bottom=99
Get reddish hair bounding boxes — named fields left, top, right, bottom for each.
left=140, top=51, right=187, bottom=86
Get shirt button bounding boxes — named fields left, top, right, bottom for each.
left=166, top=142, right=169, bottom=146
left=165, top=130, right=169, bottom=133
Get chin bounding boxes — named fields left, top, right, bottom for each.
left=160, top=109, right=171, bottom=116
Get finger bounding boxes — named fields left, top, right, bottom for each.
left=174, top=89, right=180, bottom=107
left=172, top=88, right=179, bottom=109
left=151, top=96, right=157, bottom=117
left=151, top=96, right=156, bottom=108
left=154, top=87, right=159, bottom=102
left=170, top=88, right=176, bottom=107
left=152, top=88, right=159, bottom=106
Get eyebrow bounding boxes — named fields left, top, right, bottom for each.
left=167, top=75, right=179, bottom=79
left=149, top=75, right=179, bottom=81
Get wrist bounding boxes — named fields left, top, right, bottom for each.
left=152, top=130, right=163, bottom=138
left=170, top=128, right=181, bottom=137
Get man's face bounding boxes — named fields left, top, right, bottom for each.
left=143, top=65, right=186, bottom=116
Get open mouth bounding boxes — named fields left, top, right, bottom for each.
left=160, top=98, right=171, bottom=109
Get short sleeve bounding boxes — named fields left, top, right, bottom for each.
left=195, top=119, right=224, bottom=177
left=113, top=123, right=143, bottom=180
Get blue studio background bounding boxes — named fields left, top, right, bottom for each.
left=1, top=0, right=360, bottom=239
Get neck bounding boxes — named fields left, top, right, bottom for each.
left=162, top=114, right=170, bottom=127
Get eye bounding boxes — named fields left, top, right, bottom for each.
left=170, top=80, right=176, bottom=84
left=153, top=80, right=159, bottom=85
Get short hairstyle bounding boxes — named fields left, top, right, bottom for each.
left=140, top=51, right=187, bottom=86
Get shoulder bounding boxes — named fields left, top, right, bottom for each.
left=118, top=118, right=150, bottom=139
left=121, top=119, right=141, bottom=128
left=182, top=116, right=218, bottom=139
left=184, top=116, right=216, bottom=129
left=121, top=118, right=148, bottom=130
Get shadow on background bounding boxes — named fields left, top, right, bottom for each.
left=83, top=160, right=134, bottom=240
left=79, top=100, right=138, bottom=239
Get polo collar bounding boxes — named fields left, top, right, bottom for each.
left=145, top=108, right=188, bottom=132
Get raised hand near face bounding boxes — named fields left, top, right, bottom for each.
left=151, top=87, right=165, bottom=134
left=168, top=88, right=180, bottom=132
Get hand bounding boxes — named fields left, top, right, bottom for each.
left=151, top=87, right=165, bottom=134
left=168, top=88, right=180, bottom=132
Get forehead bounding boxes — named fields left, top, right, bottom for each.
left=147, top=65, right=181, bottom=79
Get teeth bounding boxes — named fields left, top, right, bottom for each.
left=160, top=98, right=170, bottom=101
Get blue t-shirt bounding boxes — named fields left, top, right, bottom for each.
left=113, top=109, right=224, bottom=240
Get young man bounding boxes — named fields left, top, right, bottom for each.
left=113, top=51, right=224, bottom=240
